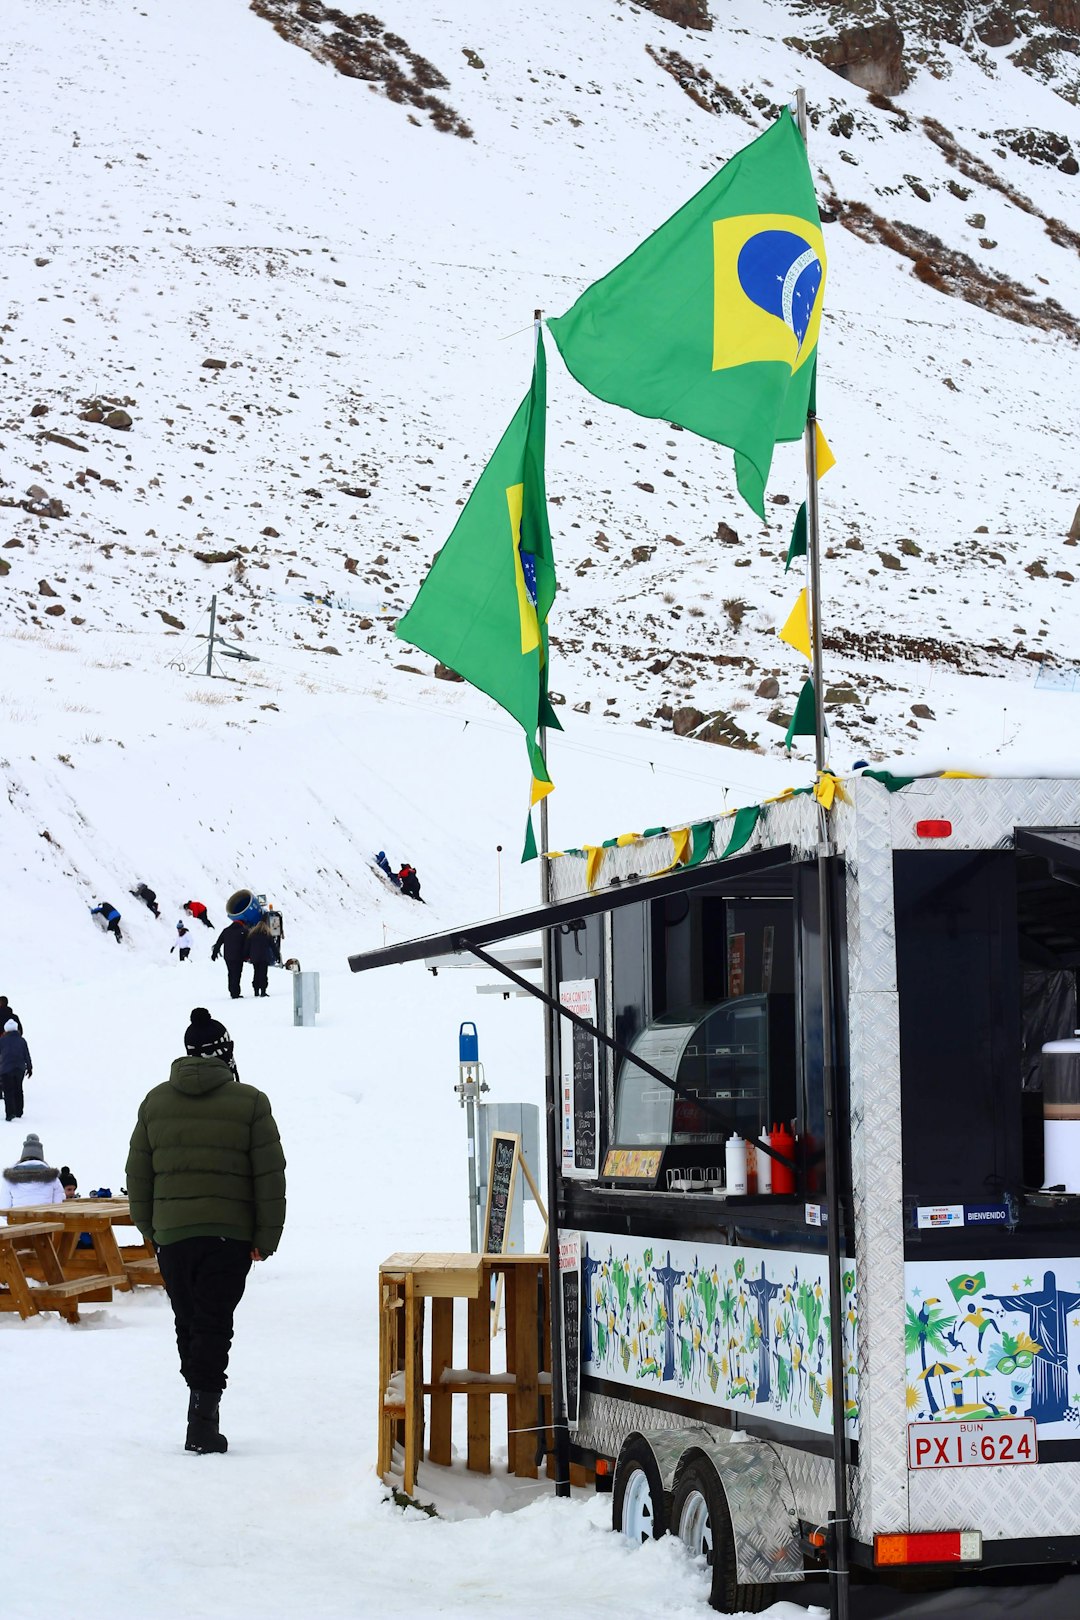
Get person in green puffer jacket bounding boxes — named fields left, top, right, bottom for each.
left=126, top=1008, right=286, bottom=1456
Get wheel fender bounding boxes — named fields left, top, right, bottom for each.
left=671, top=1437, right=804, bottom=1586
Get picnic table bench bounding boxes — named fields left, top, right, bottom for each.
left=0, top=1221, right=126, bottom=1323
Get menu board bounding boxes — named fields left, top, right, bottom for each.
left=559, top=980, right=599, bottom=1180
left=559, top=1232, right=581, bottom=1430
left=482, top=1132, right=520, bottom=1255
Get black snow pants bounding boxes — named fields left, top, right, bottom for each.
left=226, top=959, right=243, bottom=998
left=1, top=1065, right=26, bottom=1121
left=252, top=962, right=269, bottom=996
left=156, top=1236, right=253, bottom=1393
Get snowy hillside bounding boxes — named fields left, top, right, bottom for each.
left=2, top=0, right=1079, bottom=787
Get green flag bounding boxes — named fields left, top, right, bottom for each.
left=396, top=337, right=560, bottom=802
left=785, top=502, right=808, bottom=572
left=547, top=109, right=826, bottom=519
left=948, top=1272, right=987, bottom=1303
left=785, top=677, right=818, bottom=752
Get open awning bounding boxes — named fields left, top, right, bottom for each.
left=1015, top=826, right=1080, bottom=877
left=347, top=841, right=793, bottom=973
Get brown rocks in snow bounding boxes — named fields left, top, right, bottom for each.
left=344, top=558, right=359, bottom=574
left=44, top=603, right=65, bottom=616
left=631, top=544, right=655, bottom=563
left=434, top=662, right=463, bottom=681
left=806, top=19, right=907, bottom=97
left=1026, top=560, right=1048, bottom=578
left=261, top=526, right=280, bottom=538
left=824, top=685, right=861, bottom=705
left=202, top=358, right=227, bottom=370
left=716, top=521, right=740, bottom=544
left=1068, top=504, right=1080, bottom=541
left=157, top=610, right=185, bottom=630
left=911, top=703, right=935, bottom=720
left=341, top=486, right=371, bottom=499
left=78, top=406, right=105, bottom=423
left=634, top=481, right=655, bottom=494
left=38, top=579, right=58, bottom=597
left=30, top=403, right=48, bottom=418
left=105, top=408, right=132, bottom=430
left=672, top=705, right=706, bottom=736
left=193, top=549, right=241, bottom=564
left=756, top=676, right=780, bottom=699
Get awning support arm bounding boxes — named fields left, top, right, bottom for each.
left=464, top=942, right=797, bottom=1172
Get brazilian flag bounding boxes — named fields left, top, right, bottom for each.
left=396, top=336, right=560, bottom=803
left=547, top=109, right=826, bottom=519
left=948, top=1272, right=987, bottom=1303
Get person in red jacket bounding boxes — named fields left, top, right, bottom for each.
left=183, top=901, right=215, bottom=929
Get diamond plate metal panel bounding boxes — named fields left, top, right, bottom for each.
left=909, top=1460, right=1080, bottom=1539
left=845, top=781, right=909, bottom=1541
left=887, top=779, right=1080, bottom=850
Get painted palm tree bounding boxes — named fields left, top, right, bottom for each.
left=904, top=1298, right=955, bottom=1374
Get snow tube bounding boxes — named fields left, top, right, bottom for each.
left=226, top=888, right=264, bottom=925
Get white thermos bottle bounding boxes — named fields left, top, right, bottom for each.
left=725, top=1133, right=748, bottom=1196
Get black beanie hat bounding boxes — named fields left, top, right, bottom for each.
left=183, top=1010, right=238, bottom=1078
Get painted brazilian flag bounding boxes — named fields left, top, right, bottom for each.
left=547, top=109, right=826, bottom=519
left=948, top=1272, right=987, bottom=1303
left=396, top=337, right=560, bottom=802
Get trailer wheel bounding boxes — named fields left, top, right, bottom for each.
left=672, top=1457, right=767, bottom=1614
left=612, top=1436, right=668, bottom=1543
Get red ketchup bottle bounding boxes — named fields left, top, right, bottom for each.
left=769, top=1121, right=796, bottom=1195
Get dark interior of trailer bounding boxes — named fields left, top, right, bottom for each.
left=553, top=857, right=845, bottom=1201
left=896, top=834, right=1080, bottom=1206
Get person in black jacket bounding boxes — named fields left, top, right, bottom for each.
left=211, top=920, right=248, bottom=999
left=0, top=1021, right=33, bottom=1121
left=244, top=921, right=277, bottom=999
left=132, top=883, right=160, bottom=918
left=0, top=997, right=22, bottom=1035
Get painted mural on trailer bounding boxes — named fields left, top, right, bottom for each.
left=580, top=1231, right=859, bottom=1439
left=905, top=1257, right=1080, bottom=1442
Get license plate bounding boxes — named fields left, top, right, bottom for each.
left=908, top=1418, right=1037, bottom=1470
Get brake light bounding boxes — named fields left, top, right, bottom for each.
left=915, top=820, right=952, bottom=839
left=874, top=1531, right=982, bottom=1566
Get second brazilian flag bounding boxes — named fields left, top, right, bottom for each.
left=396, top=335, right=560, bottom=803
left=548, top=109, right=826, bottom=520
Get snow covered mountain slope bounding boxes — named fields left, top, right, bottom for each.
left=2, top=0, right=1079, bottom=789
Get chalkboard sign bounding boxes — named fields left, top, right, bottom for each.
left=482, top=1131, right=521, bottom=1256
left=559, top=980, right=599, bottom=1180
left=559, top=1234, right=581, bottom=1430
left=571, top=1022, right=597, bottom=1171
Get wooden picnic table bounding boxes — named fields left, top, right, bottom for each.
left=0, top=1221, right=126, bottom=1323
left=2, top=1198, right=162, bottom=1293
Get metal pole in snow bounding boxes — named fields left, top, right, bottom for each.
left=205, top=593, right=217, bottom=678
left=796, top=87, right=850, bottom=1620
left=534, top=306, right=572, bottom=1498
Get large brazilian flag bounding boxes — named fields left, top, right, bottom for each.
left=395, top=336, right=560, bottom=803
left=547, top=109, right=826, bottom=519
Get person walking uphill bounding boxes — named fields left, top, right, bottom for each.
left=0, top=1021, right=32, bottom=1121
left=244, top=919, right=276, bottom=998
left=211, top=918, right=248, bottom=999
left=126, top=1021, right=285, bottom=1455
left=89, top=901, right=123, bottom=943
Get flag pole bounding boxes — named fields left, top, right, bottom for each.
left=795, top=87, right=850, bottom=1620
left=534, top=306, right=572, bottom=1499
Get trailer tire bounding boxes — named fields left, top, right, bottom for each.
left=612, top=1436, right=668, bottom=1543
left=672, top=1456, right=767, bottom=1614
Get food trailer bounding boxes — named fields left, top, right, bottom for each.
left=351, top=773, right=1080, bottom=1612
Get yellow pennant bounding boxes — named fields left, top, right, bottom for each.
left=814, top=422, right=835, bottom=479
left=585, top=846, right=605, bottom=890
left=813, top=772, right=850, bottom=811
left=778, top=588, right=813, bottom=660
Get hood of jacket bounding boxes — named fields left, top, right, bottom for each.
left=168, top=1054, right=235, bottom=1096
left=3, top=1161, right=58, bottom=1183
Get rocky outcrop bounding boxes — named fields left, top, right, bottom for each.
left=807, top=18, right=908, bottom=95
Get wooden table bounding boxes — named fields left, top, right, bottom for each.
left=2, top=1198, right=162, bottom=1294
left=378, top=1252, right=552, bottom=1498
left=0, top=1222, right=126, bottom=1322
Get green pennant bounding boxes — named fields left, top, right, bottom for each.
left=860, top=768, right=916, bottom=793
left=784, top=677, right=817, bottom=752
left=718, top=804, right=761, bottom=859
left=784, top=502, right=807, bottom=572
left=522, top=810, right=538, bottom=863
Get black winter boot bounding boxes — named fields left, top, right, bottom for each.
left=185, top=1389, right=228, bottom=1454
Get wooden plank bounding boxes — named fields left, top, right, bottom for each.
left=377, top=1277, right=392, bottom=1479
left=0, top=1248, right=38, bottom=1319
left=428, top=1297, right=454, bottom=1466
left=466, top=1291, right=490, bottom=1474
left=569, top=1461, right=595, bottom=1489
left=0, top=1221, right=65, bottom=1240
left=512, top=1262, right=540, bottom=1480
left=85, top=1218, right=133, bottom=1293
left=503, top=1266, right=519, bottom=1476
left=403, top=1274, right=423, bottom=1497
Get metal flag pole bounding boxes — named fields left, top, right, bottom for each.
left=205, top=593, right=218, bottom=677
left=795, top=87, right=850, bottom=1620
left=533, top=306, right=572, bottom=1498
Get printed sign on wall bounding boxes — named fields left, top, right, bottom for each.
left=559, top=980, right=599, bottom=1179
left=904, top=1256, right=1080, bottom=1442
left=560, top=1232, right=581, bottom=1431
left=579, top=1230, right=858, bottom=1439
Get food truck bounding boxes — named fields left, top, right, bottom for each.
left=351, top=774, right=1080, bottom=1612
